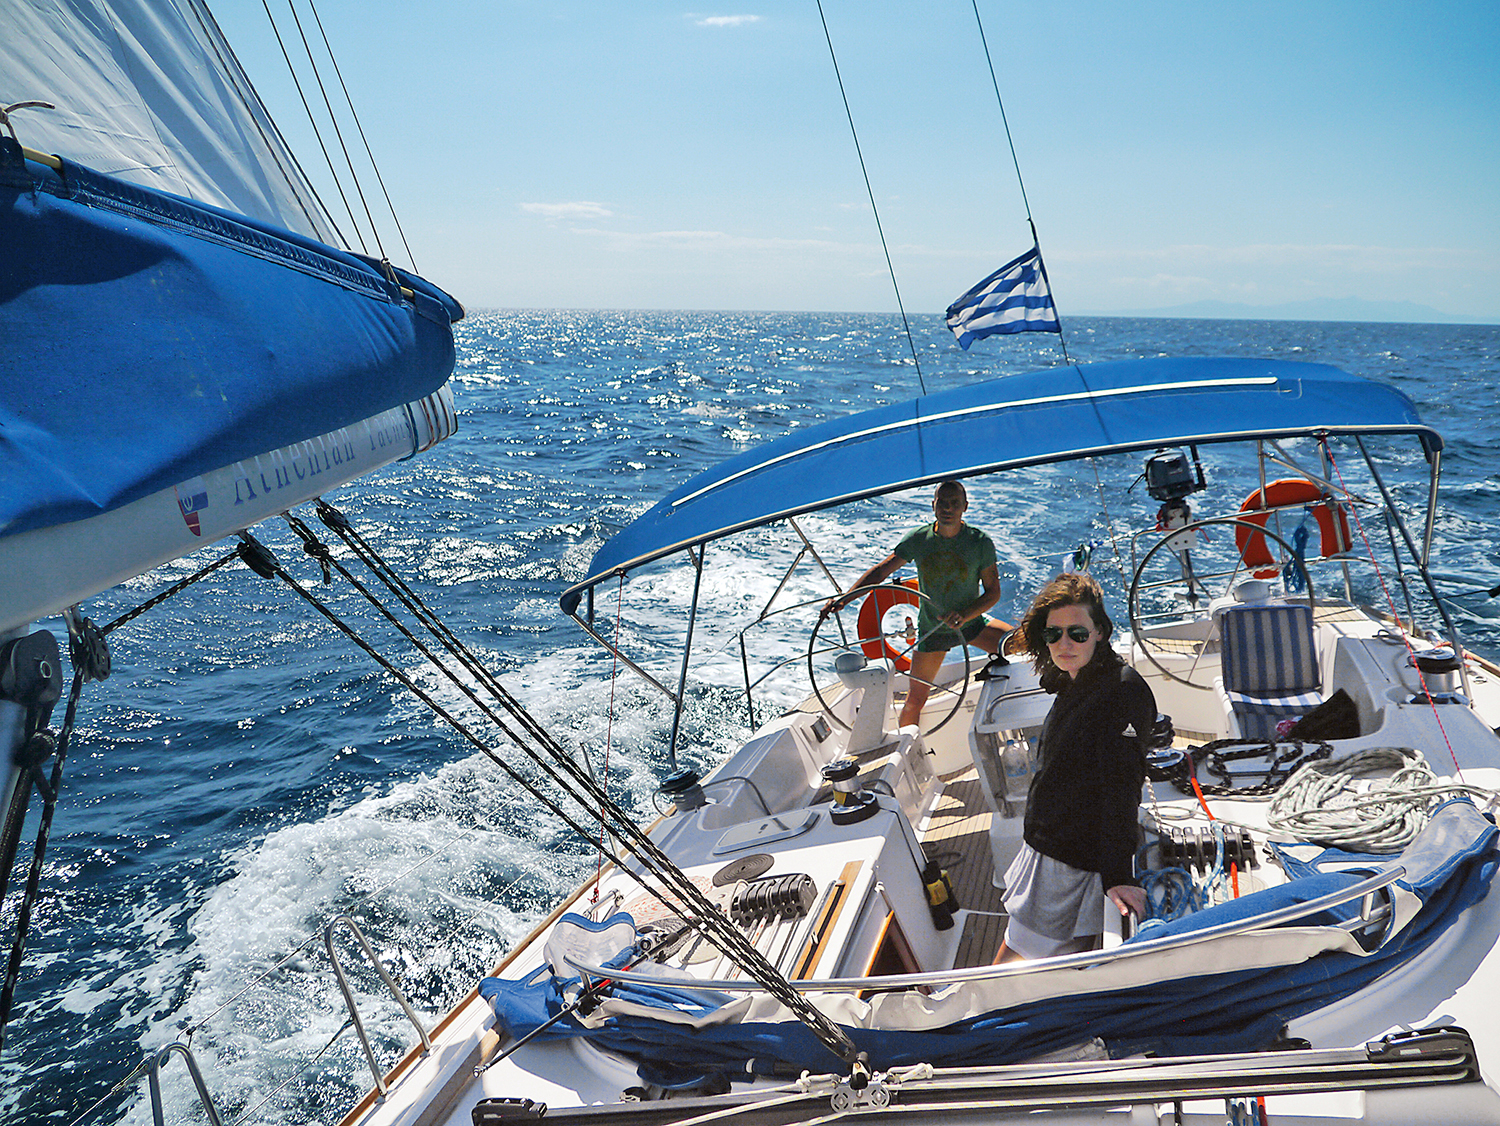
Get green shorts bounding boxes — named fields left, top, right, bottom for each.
left=918, top=616, right=990, bottom=653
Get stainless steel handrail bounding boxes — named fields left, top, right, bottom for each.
left=566, top=864, right=1407, bottom=994
left=146, top=1042, right=223, bottom=1126
left=324, top=913, right=433, bottom=1097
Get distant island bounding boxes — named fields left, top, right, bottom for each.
left=1081, top=297, right=1493, bottom=325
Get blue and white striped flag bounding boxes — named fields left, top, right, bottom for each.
left=945, top=245, right=1060, bottom=349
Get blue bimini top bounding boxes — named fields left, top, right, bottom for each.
left=561, top=357, right=1438, bottom=614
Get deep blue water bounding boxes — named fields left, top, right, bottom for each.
left=5, top=312, right=1498, bottom=1124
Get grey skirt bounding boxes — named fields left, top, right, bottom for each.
left=1001, top=842, right=1105, bottom=945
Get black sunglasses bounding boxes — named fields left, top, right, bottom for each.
left=1043, top=625, right=1093, bottom=644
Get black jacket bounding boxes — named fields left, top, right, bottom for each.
left=1023, top=662, right=1156, bottom=890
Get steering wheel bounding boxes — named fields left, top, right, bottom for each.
left=1128, top=516, right=1316, bottom=688
left=808, top=582, right=971, bottom=736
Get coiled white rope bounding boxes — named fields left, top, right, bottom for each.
left=1267, top=746, right=1493, bottom=853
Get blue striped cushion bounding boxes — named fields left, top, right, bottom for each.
left=1219, top=605, right=1320, bottom=694
left=1223, top=687, right=1324, bottom=741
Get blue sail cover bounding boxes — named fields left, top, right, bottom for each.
left=483, top=802, right=1495, bottom=1088
left=561, top=357, right=1439, bottom=615
left=0, top=142, right=461, bottom=539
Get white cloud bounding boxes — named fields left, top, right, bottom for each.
left=689, top=15, right=762, bottom=28
left=520, top=202, right=613, bottom=221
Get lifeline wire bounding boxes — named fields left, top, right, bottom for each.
left=815, top=0, right=926, bottom=396
left=273, top=512, right=859, bottom=1062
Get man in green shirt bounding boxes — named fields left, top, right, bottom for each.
left=826, top=480, right=1004, bottom=728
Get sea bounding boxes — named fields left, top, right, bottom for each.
left=6, top=311, right=1499, bottom=1124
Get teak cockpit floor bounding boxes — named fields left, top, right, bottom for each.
left=920, top=768, right=1008, bottom=969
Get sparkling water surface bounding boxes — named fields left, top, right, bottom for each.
left=6, top=312, right=1498, bottom=1124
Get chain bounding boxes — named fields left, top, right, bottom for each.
left=1167, top=739, right=1334, bottom=799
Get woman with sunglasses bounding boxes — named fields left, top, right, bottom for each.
left=996, top=572, right=1156, bottom=961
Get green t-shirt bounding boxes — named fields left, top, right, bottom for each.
left=895, top=522, right=998, bottom=638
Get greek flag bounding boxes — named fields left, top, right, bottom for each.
left=945, top=245, right=1060, bottom=349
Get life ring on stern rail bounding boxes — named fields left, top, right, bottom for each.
left=1235, top=478, right=1352, bottom=578
left=857, top=579, right=921, bottom=672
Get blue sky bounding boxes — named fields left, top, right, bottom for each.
left=217, top=2, right=1499, bottom=320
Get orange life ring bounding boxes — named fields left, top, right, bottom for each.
left=1235, top=478, right=1352, bottom=578
left=856, top=579, right=921, bottom=672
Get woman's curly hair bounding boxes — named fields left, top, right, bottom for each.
left=1020, top=572, right=1124, bottom=693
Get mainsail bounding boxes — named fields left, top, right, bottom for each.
left=0, top=0, right=338, bottom=241
left=0, top=0, right=462, bottom=632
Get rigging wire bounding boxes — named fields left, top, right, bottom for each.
left=188, top=3, right=336, bottom=242
left=968, top=0, right=1072, bottom=365
left=815, top=0, right=927, bottom=396
left=281, top=0, right=385, bottom=262
left=969, top=0, right=1032, bottom=222
left=305, top=0, right=419, bottom=271
left=275, top=508, right=859, bottom=1063
left=260, top=0, right=368, bottom=254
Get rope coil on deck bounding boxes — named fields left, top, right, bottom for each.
left=1267, top=746, right=1493, bottom=853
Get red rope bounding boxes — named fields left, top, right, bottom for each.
left=1321, top=441, right=1463, bottom=781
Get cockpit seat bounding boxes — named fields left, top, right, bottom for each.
left=1218, top=602, right=1322, bottom=740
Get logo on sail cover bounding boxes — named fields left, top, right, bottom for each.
left=1121, top=723, right=1137, bottom=738
left=174, top=476, right=209, bottom=536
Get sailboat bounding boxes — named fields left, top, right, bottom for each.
left=311, top=357, right=1500, bottom=1126
left=319, top=13, right=1500, bottom=1126
left=0, top=0, right=460, bottom=1083
left=8, top=5, right=1500, bottom=1125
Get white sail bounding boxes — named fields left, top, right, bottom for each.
left=0, top=0, right=339, bottom=243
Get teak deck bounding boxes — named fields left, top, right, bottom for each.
left=921, top=769, right=1008, bottom=969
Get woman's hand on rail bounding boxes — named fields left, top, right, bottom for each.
left=1107, top=885, right=1147, bottom=918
